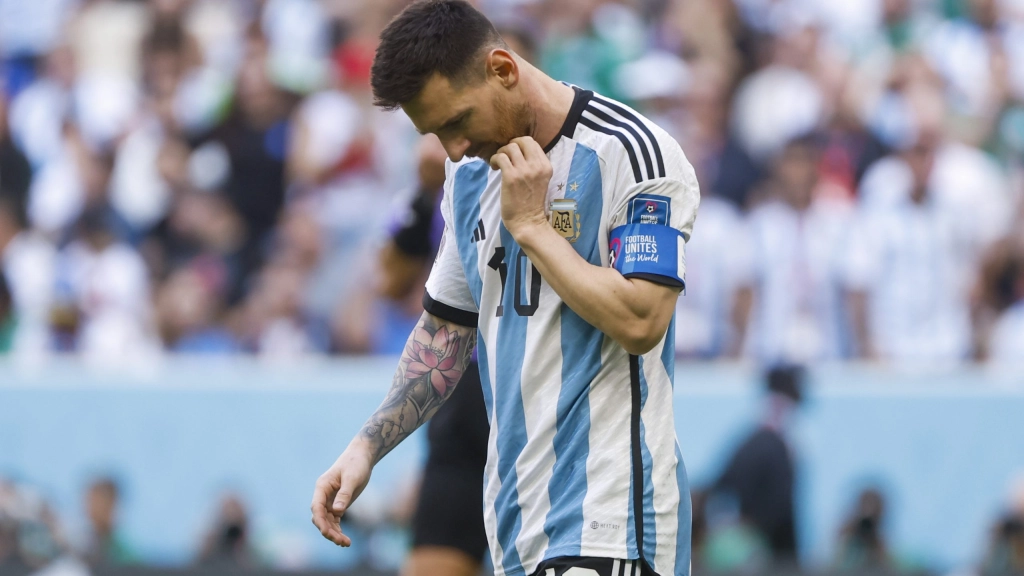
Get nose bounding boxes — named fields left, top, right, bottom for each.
left=441, top=137, right=472, bottom=162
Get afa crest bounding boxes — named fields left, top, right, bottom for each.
left=549, top=198, right=581, bottom=243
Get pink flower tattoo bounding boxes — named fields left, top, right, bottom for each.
left=407, top=324, right=463, bottom=396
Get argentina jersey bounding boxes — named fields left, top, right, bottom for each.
left=423, top=86, right=700, bottom=576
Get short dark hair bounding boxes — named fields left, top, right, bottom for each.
left=371, top=0, right=504, bottom=110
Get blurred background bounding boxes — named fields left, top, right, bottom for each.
left=0, top=0, right=1023, bottom=574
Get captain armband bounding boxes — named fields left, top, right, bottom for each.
left=608, top=224, right=686, bottom=289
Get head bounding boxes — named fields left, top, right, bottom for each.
left=764, top=364, right=805, bottom=430
left=371, top=0, right=533, bottom=161
left=773, top=134, right=821, bottom=210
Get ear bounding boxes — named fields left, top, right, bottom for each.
left=485, top=49, right=518, bottom=89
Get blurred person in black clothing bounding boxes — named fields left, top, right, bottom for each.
left=197, top=494, right=256, bottom=568
left=0, top=269, right=11, bottom=353
left=711, top=365, right=804, bottom=564
left=199, top=27, right=298, bottom=303
left=834, top=487, right=892, bottom=572
left=0, top=87, right=32, bottom=213
left=980, top=478, right=1024, bottom=576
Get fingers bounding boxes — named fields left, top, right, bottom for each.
left=499, top=141, right=527, bottom=166
left=490, top=152, right=512, bottom=172
left=311, top=479, right=352, bottom=547
left=510, top=136, right=546, bottom=160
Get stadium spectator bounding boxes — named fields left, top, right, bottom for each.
left=848, top=78, right=1012, bottom=362
left=980, top=475, right=1024, bottom=575
left=155, top=265, right=240, bottom=353
left=81, top=477, right=134, bottom=567
left=0, top=269, right=11, bottom=353
left=0, top=478, right=70, bottom=571
left=198, top=27, right=298, bottom=302
left=977, top=200, right=1024, bottom=363
left=0, top=87, right=32, bottom=212
left=0, top=197, right=56, bottom=356
left=741, top=135, right=856, bottom=363
left=834, top=487, right=893, bottom=572
left=57, top=205, right=159, bottom=361
left=197, top=494, right=257, bottom=568
left=709, top=365, right=804, bottom=565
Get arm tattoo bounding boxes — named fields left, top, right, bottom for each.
left=360, top=312, right=476, bottom=462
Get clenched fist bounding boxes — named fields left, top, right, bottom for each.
left=490, top=136, right=553, bottom=239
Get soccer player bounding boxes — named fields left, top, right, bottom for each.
left=311, top=2, right=700, bottom=575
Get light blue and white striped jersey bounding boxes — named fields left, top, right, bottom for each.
left=423, top=87, right=699, bottom=576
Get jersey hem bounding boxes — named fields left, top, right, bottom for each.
left=492, top=546, right=643, bottom=576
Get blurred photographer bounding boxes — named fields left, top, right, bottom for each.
left=834, top=488, right=892, bottom=572
left=980, top=477, right=1024, bottom=576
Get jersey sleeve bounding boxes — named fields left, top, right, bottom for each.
left=607, top=139, right=700, bottom=289
left=422, top=162, right=479, bottom=328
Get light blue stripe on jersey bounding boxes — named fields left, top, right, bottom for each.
left=662, top=317, right=675, bottom=385
left=674, top=442, right=692, bottom=576
left=637, top=355, right=657, bottom=563
left=451, top=161, right=490, bottom=308
left=542, top=143, right=603, bottom=557
left=493, top=222, right=529, bottom=574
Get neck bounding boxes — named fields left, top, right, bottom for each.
left=519, top=62, right=577, bottom=149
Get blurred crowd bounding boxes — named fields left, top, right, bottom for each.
left=0, top=476, right=265, bottom=574
left=0, top=0, right=1023, bottom=364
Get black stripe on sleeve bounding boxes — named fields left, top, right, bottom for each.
left=629, top=354, right=646, bottom=564
left=422, top=292, right=478, bottom=327
left=580, top=116, right=643, bottom=183
left=584, top=105, right=654, bottom=181
left=623, top=272, right=685, bottom=290
left=592, top=96, right=665, bottom=178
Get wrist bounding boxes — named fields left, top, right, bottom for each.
left=345, top=436, right=380, bottom=465
left=507, top=215, right=551, bottom=247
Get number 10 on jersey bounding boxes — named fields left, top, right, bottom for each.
left=487, top=247, right=541, bottom=317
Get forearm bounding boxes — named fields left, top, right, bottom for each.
left=356, top=312, right=476, bottom=463
left=515, top=222, right=673, bottom=353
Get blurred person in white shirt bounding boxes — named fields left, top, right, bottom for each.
left=849, top=82, right=1013, bottom=363
left=742, top=134, right=857, bottom=363
left=0, top=199, right=56, bottom=358
left=58, top=205, right=159, bottom=361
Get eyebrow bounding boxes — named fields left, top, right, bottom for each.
left=418, top=109, right=470, bottom=135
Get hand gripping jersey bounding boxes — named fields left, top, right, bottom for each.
left=423, top=87, right=700, bottom=576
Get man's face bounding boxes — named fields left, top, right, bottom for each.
left=403, top=70, right=531, bottom=163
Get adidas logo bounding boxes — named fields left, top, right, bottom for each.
left=471, top=219, right=486, bottom=243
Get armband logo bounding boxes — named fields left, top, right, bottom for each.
left=609, top=237, right=622, bottom=267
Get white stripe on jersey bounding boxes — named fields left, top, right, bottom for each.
left=579, top=337, right=631, bottom=557
left=512, top=272, right=559, bottom=573
left=479, top=167, right=506, bottom=571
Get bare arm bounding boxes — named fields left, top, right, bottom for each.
left=311, top=311, right=476, bottom=545
left=360, top=311, right=476, bottom=462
